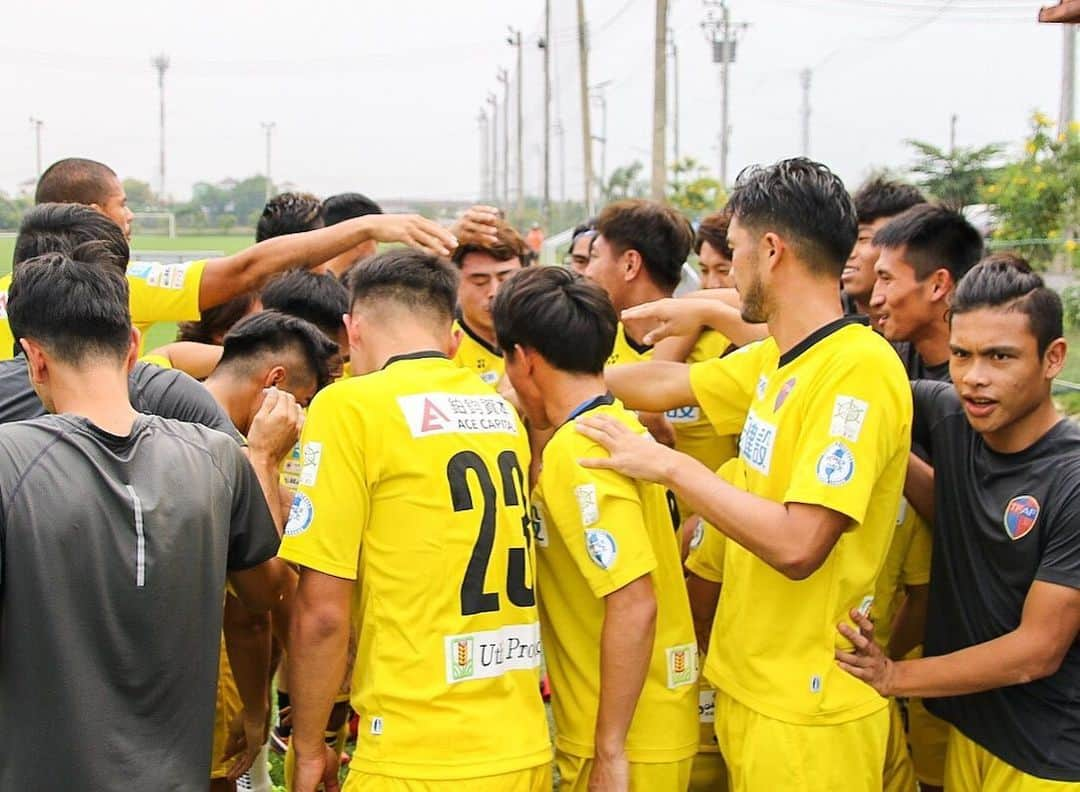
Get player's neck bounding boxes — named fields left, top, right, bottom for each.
left=910, top=317, right=951, bottom=368
left=621, top=282, right=670, bottom=324
left=460, top=315, right=498, bottom=349
left=768, top=281, right=845, bottom=357
left=47, top=365, right=137, bottom=436
left=541, top=372, right=608, bottom=427
left=368, top=331, right=452, bottom=372
left=983, top=396, right=1061, bottom=455
left=203, top=375, right=252, bottom=436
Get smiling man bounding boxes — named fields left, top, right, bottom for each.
left=837, top=258, right=1080, bottom=791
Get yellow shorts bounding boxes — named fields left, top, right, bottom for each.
left=342, top=763, right=552, bottom=791
left=713, top=689, right=888, bottom=792
left=556, top=751, right=692, bottom=792
left=944, top=727, right=1080, bottom=791
left=907, top=696, right=948, bottom=786
left=689, top=750, right=728, bottom=792
left=210, top=637, right=243, bottom=779
left=883, top=698, right=917, bottom=792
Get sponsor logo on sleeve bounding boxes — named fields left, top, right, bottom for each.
left=773, top=377, right=797, bottom=412
left=585, top=529, right=618, bottom=570
left=284, top=492, right=315, bottom=536
left=574, top=483, right=600, bottom=526
left=1003, top=495, right=1040, bottom=541
left=127, top=261, right=191, bottom=290
left=444, top=623, right=543, bottom=684
left=739, top=410, right=778, bottom=475
left=665, top=405, right=700, bottom=424
left=816, top=442, right=855, bottom=486
left=830, top=395, right=869, bottom=443
left=299, top=441, right=322, bottom=487
left=755, top=375, right=768, bottom=400
left=666, top=643, right=699, bottom=688
left=397, top=393, right=518, bottom=437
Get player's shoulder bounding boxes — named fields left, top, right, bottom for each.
left=547, top=400, right=642, bottom=462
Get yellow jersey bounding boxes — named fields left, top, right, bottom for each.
left=0, top=260, right=205, bottom=359
left=606, top=322, right=652, bottom=367
left=871, top=500, right=932, bottom=652
left=531, top=395, right=698, bottom=763
left=278, top=352, right=551, bottom=780
left=452, top=318, right=504, bottom=387
left=685, top=316, right=911, bottom=726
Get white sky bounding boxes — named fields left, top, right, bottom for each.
left=0, top=0, right=1065, bottom=206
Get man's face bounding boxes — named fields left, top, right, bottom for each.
left=870, top=246, right=939, bottom=342
left=584, top=233, right=629, bottom=312
left=950, top=308, right=1059, bottom=437
left=567, top=234, right=593, bottom=275
left=698, top=240, right=734, bottom=290
left=458, top=252, right=522, bottom=335
left=95, top=177, right=134, bottom=240
left=728, top=215, right=768, bottom=324
left=842, top=218, right=891, bottom=304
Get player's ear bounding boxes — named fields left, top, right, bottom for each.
left=1044, top=336, right=1067, bottom=380
left=125, top=328, right=140, bottom=373
left=265, top=365, right=286, bottom=388
left=622, top=249, right=643, bottom=282
left=762, top=232, right=783, bottom=271
left=928, top=269, right=953, bottom=303
left=19, top=338, right=48, bottom=385
left=449, top=325, right=463, bottom=358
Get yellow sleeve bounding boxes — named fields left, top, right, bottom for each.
left=545, top=445, right=658, bottom=598
left=126, top=259, right=207, bottom=325
left=688, top=341, right=764, bottom=435
left=277, top=388, right=368, bottom=580
left=901, top=507, right=933, bottom=587
left=783, top=364, right=909, bottom=525
left=0, top=274, right=15, bottom=361
left=139, top=353, right=173, bottom=369
left=685, top=520, right=725, bottom=583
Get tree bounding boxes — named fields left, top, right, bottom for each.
left=0, top=191, right=32, bottom=231
left=600, top=161, right=648, bottom=204
left=906, top=139, right=1004, bottom=209
left=122, top=179, right=157, bottom=212
left=667, top=158, right=726, bottom=218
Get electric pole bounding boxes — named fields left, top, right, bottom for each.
left=800, top=69, right=811, bottom=156
left=478, top=109, right=490, bottom=201
left=950, top=113, right=958, bottom=155
left=577, top=0, right=595, bottom=216
left=703, top=2, right=747, bottom=187
left=507, top=28, right=525, bottom=220
left=591, top=82, right=610, bottom=208
left=151, top=53, right=170, bottom=202
left=261, top=122, right=276, bottom=202
left=497, top=68, right=510, bottom=208
left=487, top=93, right=498, bottom=203
left=669, top=28, right=681, bottom=171
left=651, top=0, right=669, bottom=201
left=541, top=1, right=552, bottom=228
left=1061, top=24, right=1076, bottom=137
left=554, top=120, right=566, bottom=202
left=29, top=117, right=43, bottom=180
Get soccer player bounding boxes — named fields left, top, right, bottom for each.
left=586, top=158, right=913, bottom=791
left=449, top=220, right=529, bottom=386
left=837, top=258, right=1080, bottom=791
left=0, top=158, right=457, bottom=358
left=0, top=254, right=290, bottom=789
left=262, top=270, right=351, bottom=374
left=280, top=249, right=550, bottom=792
left=320, top=191, right=384, bottom=276
left=494, top=266, right=698, bottom=791
left=255, top=192, right=325, bottom=241
left=842, top=177, right=926, bottom=318
left=564, top=221, right=597, bottom=275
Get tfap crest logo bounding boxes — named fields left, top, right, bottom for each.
left=1003, top=495, right=1040, bottom=541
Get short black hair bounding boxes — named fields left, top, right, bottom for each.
left=260, top=271, right=349, bottom=340
left=177, top=294, right=257, bottom=344
left=571, top=218, right=598, bottom=245
left=873, top=204, right=983, bottom=282
left=695, top=209, right=733, bottom=258
left=218, top=310, right=339, bottom=391
left=8, top=253, right=131, bottom=363
left=349, top=248, right=458, bottom=321
left=14, top=203, right=129, bottom=273
left=728, top=157, right=857, bottom=278
left=322, top=192, right=384, bottom=226
left=952, top=256, right=1062, bottom=357
left=493, top=267, right=617, bottom=375
left=595, top=200, right=692, bottom=291
left=852, top=176, right=926, bottom=226
left=255, top=192, right=324, bottom=242
left=35, top=158, right=118, bottom=206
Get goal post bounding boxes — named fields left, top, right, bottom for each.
left=132, top=212, right=176, bottom=238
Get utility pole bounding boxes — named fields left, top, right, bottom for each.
left=577, top=0, right=595, bottom=216
left=591, top=82, right=610, bottom=208
left=497, top=68, right=510, bottom=208
left=950, top=113, right=958, bottom=155
left=669, top=28, right=681, bottom=170
left=554, top=120, right=566, bottom=202
left=541, top=1, right=552, bottom=228
left=799, top=69, right=811, bottom=156
left=487, top=93, right=498, bottom=203
left=1062, top=24, right=1076, bottom=137
left=507, top=28, right=525, bottom=219
left=261, top=122, right=276, bottom=202
left=651, top=0, right=669, bottom=201
left=151, top=53, right=170, bottom=202
left=702, top=2, right=747, bottom=187
left=478, top=109, right=490, bottom=201
left=29, top=117, right=43, bottom=180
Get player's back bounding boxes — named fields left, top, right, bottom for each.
left=285, top=353, right=550, bottom=779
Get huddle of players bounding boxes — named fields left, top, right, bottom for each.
left=0, top=153, right=1077, bottom=792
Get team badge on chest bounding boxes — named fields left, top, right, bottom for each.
left=1003, top=495, right=1040, bottom=541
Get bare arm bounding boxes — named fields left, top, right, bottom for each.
left=228, top=557, right=295, bottom=613
left=621, top=294, right=767, bottom=348
left=221, top=591, right=272, bottom=779
left=197, top=214, right=458, bottom=311
left=838, top=580, right=1080, bottom=698
left=905, top=454, right=935, bottom=525
left=147, top=341, right=223, bottom=380
left=604, top=361, right=697, bottom=414
left=686, top=572, right=720, bottom=654
left=887, top=584, right=929, bottom=661
left=652, top=331, right=701, bottom=365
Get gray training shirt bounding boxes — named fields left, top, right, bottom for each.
left=0, top=413, right=279, bottom=791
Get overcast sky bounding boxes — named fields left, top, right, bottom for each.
left=0, top=0, right=1065, bottom=208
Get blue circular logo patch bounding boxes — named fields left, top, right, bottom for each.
left=1003, top=495, right=1040, bottom=541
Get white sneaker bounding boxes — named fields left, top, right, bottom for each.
left=248, top=742, right=273, bottom=792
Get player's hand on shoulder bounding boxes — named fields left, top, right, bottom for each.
left=248, top=386, right=303, bottom=465
left=576, top=413, right=674, bottom=484
left=835, top=607, right=896, bottom=696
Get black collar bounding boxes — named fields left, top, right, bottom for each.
left=456, top=314, right=502, bottom=357
left=778, top=315, right=869, bottom=368
left=562, top=392, right=616, bottom=427
left=381, top=350, right=448, bottom=370
left=622, top=326, right=653, bottom=356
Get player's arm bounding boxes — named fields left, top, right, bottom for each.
left=621, top=292, right=767, bottom=348
left=196, top=213, right=459, bottom=311
left=593, top=574, right=657, bottom=789
left=145, top=341, right=223, bottom=380
left=905, top=454, right=935, bottom=524
left=288, top=568, right=352, bottom=792
left=686, top=572, right=720, bottom=654
left=221, top=592, right=273, bottom=780
left=604, top=361, right=697, bottom=413
left=838, top=580, right=1080, bottom=697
